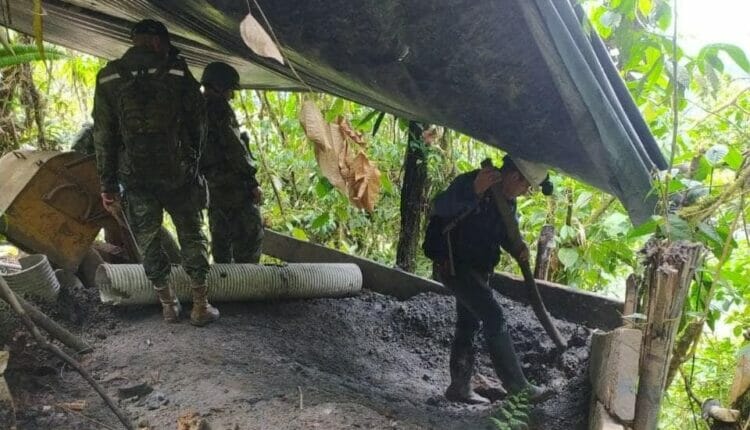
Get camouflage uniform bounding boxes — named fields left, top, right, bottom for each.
left=92, top=45, right=209, bottom=286
left=201, top=92, right=263, bottom=263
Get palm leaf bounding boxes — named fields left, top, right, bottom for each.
left=0, top=44, right=66, bottom=68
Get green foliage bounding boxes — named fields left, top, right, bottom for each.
left=8, top=4, right=750, bottom=427
left=0, top=44, right=66, bottom=68
left=489, top=389, right=532, bottom=430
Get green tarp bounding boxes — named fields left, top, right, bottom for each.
left=6, top=0, right=667, bottom=223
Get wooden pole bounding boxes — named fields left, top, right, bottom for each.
left=634, top=240, right=703, bottom=430
left=0, top=276, right=133, bottom=430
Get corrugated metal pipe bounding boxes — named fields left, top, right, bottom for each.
left=96, top=263, right=362, bottom=305
left=1, top=254, right=60, bottom=303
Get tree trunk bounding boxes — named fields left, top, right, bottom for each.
left=634, top=240, right=703, bottom=430
left=0, top=66, right=22, bottom=153
left=18, top=35, right=49, bottom=150
left=396, top=121, right=429, bottom=272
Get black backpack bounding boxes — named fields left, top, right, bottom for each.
left=113, top=61, right=187, bottom=185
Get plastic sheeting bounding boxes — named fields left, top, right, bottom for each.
left=5, top=0, right=666, bottom=223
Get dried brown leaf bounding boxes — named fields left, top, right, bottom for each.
left=338, top=117, right=367, bottom=147
left=348, top=153, right=381, bottom=212
left=422, top=125, right=443, bottom=146
left=239, top=13, right=284, bottom=64
left=178, top=411, right=210, bottom=430
left=299, top=101, right=331, bottom=151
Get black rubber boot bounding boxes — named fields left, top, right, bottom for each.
left=445, top=329, right=489, bottom=404
left=485, top=327, right=552, bottom=403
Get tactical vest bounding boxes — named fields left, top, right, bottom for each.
left=104, top=60, right=189, bottom=188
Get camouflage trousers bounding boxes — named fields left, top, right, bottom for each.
left=126, top=184, right=209, bottom=286
left=208, top=202, right=263, bottom=264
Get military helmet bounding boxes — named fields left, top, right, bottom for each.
left=130, top=19, right=169, bottom=39
left=201, top=62, right=240, bottom=91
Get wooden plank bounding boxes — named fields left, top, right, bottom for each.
left=489, top=272, right=624, bottom=330
left=262, top=229, right=448, bottom=300
left=263, top=229, right=625, bottom=330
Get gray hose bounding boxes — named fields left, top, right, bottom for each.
left=1, top=255, right=60, bottom=303
left=96, top=263, right=362, bottom=305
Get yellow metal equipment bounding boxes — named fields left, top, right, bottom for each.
left=0, top=150, right=108, bottom=270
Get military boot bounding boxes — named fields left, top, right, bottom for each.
left=154, top=283, right=181, bottom=323
left=190, top=284, right=220, bottom=327
left=485, top=328, right=553, bottom=404
left=445, top=332, right=490, bottom=404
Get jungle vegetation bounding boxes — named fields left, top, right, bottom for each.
left=1, top=1, right=750, bottom=428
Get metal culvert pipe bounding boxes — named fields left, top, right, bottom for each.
left=1, top=254, right=60, bottom=303
left=96, top=263, right=362, bottom=305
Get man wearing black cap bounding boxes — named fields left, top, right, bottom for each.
left=92, top=19, right=220, bottom=326
left=199, top=62, right=264, bottom=263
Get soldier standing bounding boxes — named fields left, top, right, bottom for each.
left=200, top=62, right=264, bottom=264
left=93, top=19, right=219, bottom=326
left=423, top=156, right=553, bottom=404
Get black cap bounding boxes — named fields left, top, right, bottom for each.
left=130, top=19, right=169, bottom=38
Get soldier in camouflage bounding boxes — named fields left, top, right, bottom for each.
left=200, top=62, right=264, bottom=264
left=92, top=19, right=219, bottom=326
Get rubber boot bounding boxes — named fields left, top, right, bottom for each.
left=190, top=284, right=220, bottom=327
left=154, top=283, right=181, bottom=323
left=445, top=333, right=490, bottom=404
left=485, top=328, right=553, bottom=403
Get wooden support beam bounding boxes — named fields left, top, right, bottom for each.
left=263, top=229, right=626, bottom=330
left=489, top=272, right=624, bottom=330
left=634, top=240, right=703, bottom=430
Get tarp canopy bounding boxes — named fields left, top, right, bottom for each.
left=6, top=0, right=667, bottom=223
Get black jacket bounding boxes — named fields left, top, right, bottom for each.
left=423, top=170, right=516, bottom=272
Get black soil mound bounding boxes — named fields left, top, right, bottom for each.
left=4, top=281, right=592, bottom=429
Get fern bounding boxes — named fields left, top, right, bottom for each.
left=0, top=44, right=66, bottom=68
left=489, top=389, right=532, bottom=430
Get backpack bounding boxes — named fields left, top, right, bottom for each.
left=114, top=61, right=187, bottom=186
left=422, top=215, right=449, bottom=262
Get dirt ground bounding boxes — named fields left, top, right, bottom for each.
left=3, top=277, right=593, bottom=430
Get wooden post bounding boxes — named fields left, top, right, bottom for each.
left=634, top=240, right=703, bottom=430
left=533, top=224, right=555, bottom=280
left=622, top=274, right=639, bottom=327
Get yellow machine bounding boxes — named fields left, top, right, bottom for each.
left=0, top=150, right=108, bottom=270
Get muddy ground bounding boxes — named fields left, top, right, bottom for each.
left=3, top=277, right=593, bottom=430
